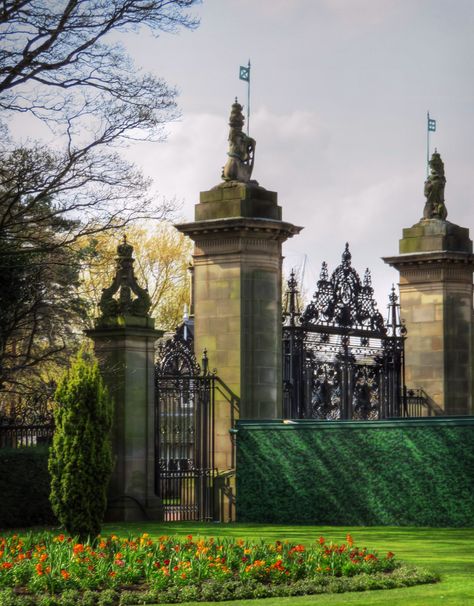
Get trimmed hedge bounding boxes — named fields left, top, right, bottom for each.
left=0, top=447, right=56, bottom=528
left=236, top=417, right=474, bottom=526
left=0, top=567, right=439, bottom=605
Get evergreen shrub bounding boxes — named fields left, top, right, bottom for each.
left=48, top=348, right=113, bottom=539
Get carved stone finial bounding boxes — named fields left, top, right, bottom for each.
left=221, top=99, right=256, bottom=183
left=117, top=234, right=133, bottom=258
left=99, top=236, right=151, bottom=319
left=423, top=151, right=447, bottom=220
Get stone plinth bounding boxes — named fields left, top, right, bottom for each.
left=88, top=315, right=163, bottom=521
left=384, top=218, right=474, bottom=415
left=177, top=182, right=301, bottom=471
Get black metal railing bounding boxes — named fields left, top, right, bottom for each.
left=0, top=393, right=55, bottom=448
left=404, top=388, right=444, bottom=417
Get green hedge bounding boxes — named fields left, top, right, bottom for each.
left=236, top=417, right=474, bottom=527
left=0, top=447, right=56, bottom=528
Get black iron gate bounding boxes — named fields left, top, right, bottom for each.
left=155, top=330, right=215, bottom=521
left=283, top=244, right=407, bottom=420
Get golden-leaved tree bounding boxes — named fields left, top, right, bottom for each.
left=79, top=222, right=193, bottom=331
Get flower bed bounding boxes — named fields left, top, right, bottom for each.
left=0, top=532, right=438, bottom=605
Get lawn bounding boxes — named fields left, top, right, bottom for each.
left=103, top=522, right=474, bottom=606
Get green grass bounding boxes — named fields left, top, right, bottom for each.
left=102, top=522, right=474, bottom=606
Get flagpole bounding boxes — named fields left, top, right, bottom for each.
left=427, top=111, right=430, bottom=178
left=247, top=59, right=250, bottom=135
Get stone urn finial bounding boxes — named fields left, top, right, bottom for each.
left=98, top=235, right=151, bottom=320
left=423, top=151, right=447, bottom=220
left=221, top=99, right=256, bottom=183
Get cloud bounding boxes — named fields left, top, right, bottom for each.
left=124, top=106, right=332, bottom=219
left=235, top=0, right=314, bottom=18
left=253, top=106, right=328, bottom=142
left=321, top=0, right=403, bottom=27
left=123, top=112, right=225, bottom=216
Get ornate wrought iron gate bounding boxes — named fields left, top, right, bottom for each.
left=155, top=330, right=215, bottom=521
left=283, top=244, right=407, bottom=420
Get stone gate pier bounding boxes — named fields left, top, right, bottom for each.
left=177, top=100, right=301, bottom=477
left=88, top=237, right=163, bottom=521
left=384, top=152, right=474, bottom=415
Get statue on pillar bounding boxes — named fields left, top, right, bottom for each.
left=222, top=99, right=256, bottom=183
left=99, top=236, right=151, bottom=319
left=423, top=150, right=447, bottom=220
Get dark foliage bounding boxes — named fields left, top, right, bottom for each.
left=0, top=202, right=86, bottom=392
left=0, top=446, right=55, bottom=528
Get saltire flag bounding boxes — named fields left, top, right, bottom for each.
left=239, top=65, right=250, bottom=82
left=428, top=116, right=436, bottom=132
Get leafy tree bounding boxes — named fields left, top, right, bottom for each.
left=0, top=1, right=200, bottom=392
left=0, top=195, right=87, bottom=394
left=78, top=222, right=193, bottom=330
left=49, top=347, right=113, bottom=539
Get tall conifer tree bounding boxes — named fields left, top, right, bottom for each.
left=49, top=348, right=113, bottom=539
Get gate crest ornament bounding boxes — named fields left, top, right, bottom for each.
left=301, top=243, right=385, bottom=333
left=283, top=244, right=406, bottom=421
left=156, top=330, right=201, bottom=376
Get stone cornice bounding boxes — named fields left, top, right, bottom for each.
left=86, top=324, right=163, bottom=341
left=383, top=250, right=474, bottom=270
left=176, top=217, right=303, bottom=243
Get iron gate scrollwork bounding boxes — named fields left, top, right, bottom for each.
left=0, top=391, right=55, bottom=448
left=283, top=244, right=406, bottom=420
left=155, top=328, right=215, bottom=521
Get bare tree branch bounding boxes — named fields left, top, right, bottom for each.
left=0, top=0, right=200, bottom=393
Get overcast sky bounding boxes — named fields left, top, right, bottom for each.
left=21, top=0, right=474, bottom=311
left=118, top=0, right=474, bottom=311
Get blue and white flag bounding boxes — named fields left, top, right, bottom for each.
left=239, top=64, right=250, bottom=82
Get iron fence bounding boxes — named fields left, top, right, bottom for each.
left=0, top=393, right=54, bottom=448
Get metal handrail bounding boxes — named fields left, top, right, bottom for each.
left=405, top=387, right=444, bottom=417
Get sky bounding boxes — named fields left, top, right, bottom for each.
left=16, top=0, right=474, bottom=312
left=115, top=0, right=474, bottom=312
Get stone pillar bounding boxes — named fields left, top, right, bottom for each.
left=176, top=101, right=301, bottom=475
left=87, top=237, right=163, bottom=520
left=384, top=152, right=474, bottom=415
